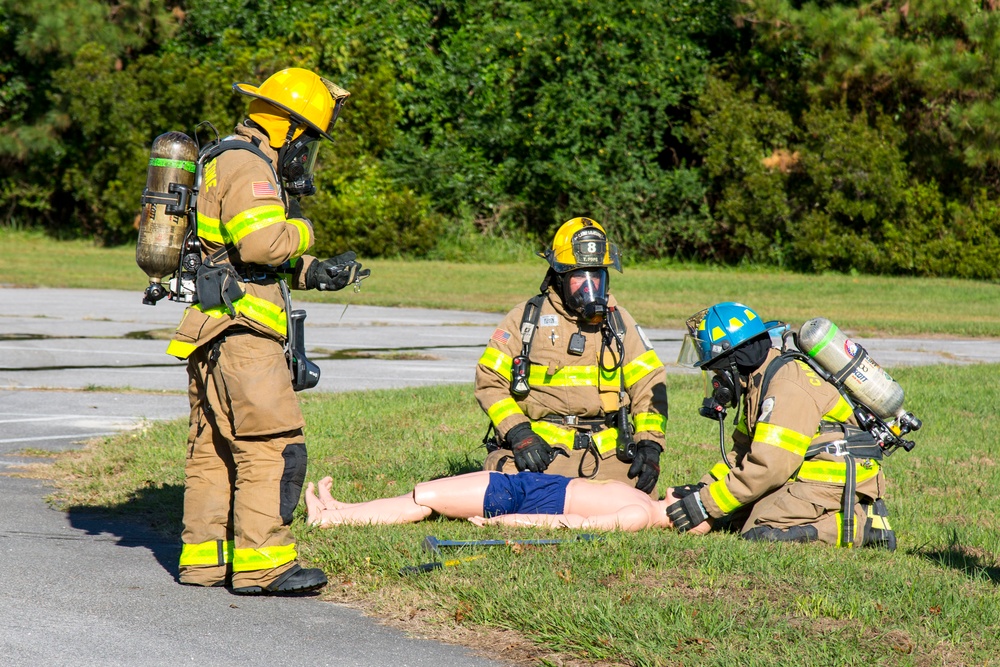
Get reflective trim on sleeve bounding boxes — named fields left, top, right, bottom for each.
left=479, top=347, right=513, bottom=377
left=225, top=205, right=287, bottom=244
left=287, top=217, right=313, bottom=257
left=622, top=349, right=664, bottom=388
left=708, top=479, right=742, bottom=515
left=709, top=462, right=731, bottom=481
left=753, top=422, right=811, bottom=457
left=197, top=212, right=225, bottom=244
left=179, top=539, right=234, bottom=567
left=795, top=459, right=881, bottom=485
left=823, top=396, right=854, bottom=423
left=487, top=398, right=523, bottom=427
left=232, top=543, right=298, bottom=572
left=633, top=412, right=666, bottom=435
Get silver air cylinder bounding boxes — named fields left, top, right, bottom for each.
left=798, top=317, right=905, bottom=421
left=136, top=132, right=198, bottom=288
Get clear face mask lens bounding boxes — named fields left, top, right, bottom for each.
left=677, top=334, right=704, bottom=366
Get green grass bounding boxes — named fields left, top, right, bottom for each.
left=3, top=228, right=999, bottom=336
left=42, top=365, right=1000, bottom=666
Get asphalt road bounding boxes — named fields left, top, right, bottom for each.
left=1, top=287, right=997, bottom=666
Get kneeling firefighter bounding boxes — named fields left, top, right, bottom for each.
left=667, top=302, right=921, bottom=549
left=154, top=68, right=369, bottom=594
left=476, top=218, right=668, bottom=496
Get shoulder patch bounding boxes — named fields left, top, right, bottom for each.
left=490, top=328, right=512, bottom=344
left=758, top=397, right=775, bottom=423
left=251, top=181, right=277, bottom=198
left=539, top=314, right=559, bottom=327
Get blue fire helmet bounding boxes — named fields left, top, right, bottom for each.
left=678, top=302, right=773, bottom=368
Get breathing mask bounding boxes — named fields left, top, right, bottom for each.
left=562, top=268, right=609, bottom=324
left=279, top=131, right=321, bottom=197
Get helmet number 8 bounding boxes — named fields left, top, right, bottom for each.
left=587, top=242, right=597, bottom=253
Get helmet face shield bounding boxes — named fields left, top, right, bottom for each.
left=563, top=268, right=609, bottom=324
left=280, top=133, right=321, bottom=197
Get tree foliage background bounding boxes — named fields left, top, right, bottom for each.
left=1, top=0, right=998, bottom=278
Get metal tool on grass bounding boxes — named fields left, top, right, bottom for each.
left=422, top=533, right=600, bottom=559
left=399, top=554, right=485, bottom=576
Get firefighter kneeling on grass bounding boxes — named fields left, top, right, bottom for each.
left=665, top=302, right=898, bottom=549
left=476, top=218, right=668, bottom=496
left=167, top=68, right=369, bottom=594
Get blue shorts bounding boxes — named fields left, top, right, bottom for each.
left=482, top=472, right=571, bottom=518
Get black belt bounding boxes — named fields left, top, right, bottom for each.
left=233, top=265, right=279, bottom=283
left=539, top=415, right=607, bottom=430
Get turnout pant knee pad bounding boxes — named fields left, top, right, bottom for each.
left=280, top=443, right=308, bottom=525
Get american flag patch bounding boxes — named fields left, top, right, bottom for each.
left=491, top=328, right=511, bottom=344
left=251, top=181, right=277, bottom=198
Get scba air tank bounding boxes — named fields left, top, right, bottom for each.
left=136, top=131, right=198, bottom=304
left=798, top=317, right=905, bottom=421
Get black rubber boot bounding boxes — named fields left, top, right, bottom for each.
left=862, top=499, right=897, bottom=551
left=231, top=564, right=328, bottom=596
left=742, top=524, right=819, bottom=543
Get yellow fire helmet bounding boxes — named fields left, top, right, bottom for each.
left=541, top=217, right=622, bottom=274
left=233, top=68, right=350, bottom=148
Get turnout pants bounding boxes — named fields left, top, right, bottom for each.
left=178, top=331, right=308, bottom=588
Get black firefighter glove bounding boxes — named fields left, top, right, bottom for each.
left=305, top=251, right=370, bottom=291
left=666, top=484, right=709, bottom=533
left=627, top=440, right=662, bottom=494
left=506, top=422, right=555, bottom=473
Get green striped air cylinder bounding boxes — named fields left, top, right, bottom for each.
left=798, top=317, right=905, bottom=421
left=136, top=131, right=198, bottom=283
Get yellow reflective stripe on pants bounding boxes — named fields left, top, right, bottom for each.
left=795, top=459, right=881, bottom=485
left=709, top=479, right=742, bottom=514
left=622, top=349, right=664, bottom=388
left=226, top=205, right=286, bottom=244
left=754, top=422, right=811, bottom=457
left=487, top=397, right=523, bottom=426
left=233, top=543, right=298, bottom=572
left=530, top=421, right=620, bottom=456
left=633, top=411, right=665, bottom=435
left=590, top=428, right=618, bottom=455
left=180, top=539, right=234, bottom=567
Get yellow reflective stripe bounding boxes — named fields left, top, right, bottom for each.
left=179, top=539, right=234, bottom=567
left=591, top=428, right=618, bottom=455
left=823, top=396, right=853, bottom=423
left=835, top=512, right=845, bottom=547
left=754, top=423, right=811, bottom=457
left=622, top=349, right=664, bottom=388
left=225, top=205, right=286, bottom=244
left=528, top=364, right=620, bottom=387
left=735, top=414, right=748, bottom=435
left=232, top=543, right=298, bottom=572
left=633, top=412, right=666, bottom=435
left=709, top=479, right=742, bottom=514
left=166, top=339, right=198, bottom=359
left=194, top=293, right=287, bottom=336
left=487, top=398, right=523, bottom=426
left=287, top=217, right=313, bottom=257
left=869, top=513, right=891, bottom=531
left=709, top=462, right=731, bottom=481
left=197, top=212, right=225, bottom=244
left=531, top=421, right=576, bottom=447
left=479, top=347, right=512, bottom=376
left=795, top=459, right=881, bottom=485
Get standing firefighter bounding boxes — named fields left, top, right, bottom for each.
left=166, top=68, right=368, bottom=594
left=666, top=302, right=917, bottom=549
left=476, top=218, right=668, bottom=496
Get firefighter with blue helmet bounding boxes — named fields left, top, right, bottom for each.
left=169, top=68, right=369, bottom=594
left=668, top=302, right=896, bottom=549
left=476, top=218, right=668, bottom=496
